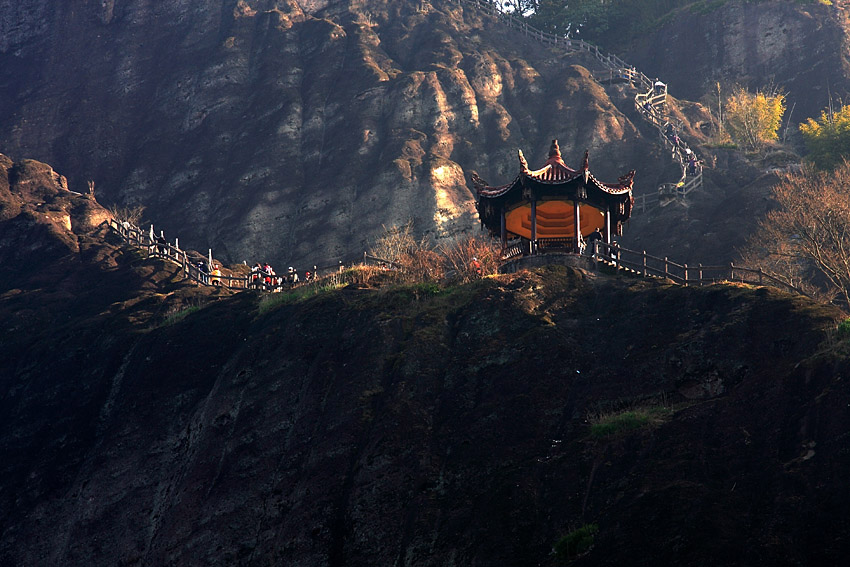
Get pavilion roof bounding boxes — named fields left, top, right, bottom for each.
left=474, top=140, right=634, bottom=198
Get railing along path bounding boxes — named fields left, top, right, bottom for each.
left=109, top=219, right=803, bottom=297
left=109, top=219, right=360, bottom=292
left=587, top=240, right=802, bottom=294
left=451, top=0, right=703, bottom=212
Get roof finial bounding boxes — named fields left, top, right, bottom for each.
left=518, top=149, right=529, bottom=172
left=582, top=149, right=590, bottom=183
left=549, top=139, right=561, bottom=160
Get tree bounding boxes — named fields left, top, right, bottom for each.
left=437, top=233, right=500, bottom=282
left=497, top=0, right=539, bottom=17
left=108, top=203, right=146, bottom=226
left=724, top=86, right=786, bottom=151
left=532, top=0, right=609, bottom=37
left=799, top=102, right=850, bottom=170
left=740, top=162, right=850, bottom=311
left=368, top=222, right=444, bottom=283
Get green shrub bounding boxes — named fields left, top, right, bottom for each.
left=554, top=523, right=599, bottom=562
left=257, top=291, right=302, bottom=314
left=837, top=318, right=850, bottom=337
left=410, top=282, right=441, bottom=298
left=588, top=405, right=671, bottom=438
left=800, top=103, right=850, bottom=170
left=162, top=305, right=201, bottom=326
left=590, top=411, right=649, bottom=437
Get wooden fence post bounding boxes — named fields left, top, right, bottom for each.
left=684, top=263, right=689, bottom=284
left=643, top=250, right=647, bottom=276
left=698, top=263, right=703, bottom=284
left=664, top=257, right=668, bottom=278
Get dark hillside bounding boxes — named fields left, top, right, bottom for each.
left=3, top=155, right=850, bottom=566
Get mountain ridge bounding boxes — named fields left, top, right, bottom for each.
left=0, top=0, right=711, bottom=269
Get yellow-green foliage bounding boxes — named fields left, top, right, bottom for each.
left=724, top=86, right=786, bottom=151
left=589, top=405, right=672, bottom=438
left=799, top=104, right=850, bottom=170
left=554, top=523, right=599, bottom=562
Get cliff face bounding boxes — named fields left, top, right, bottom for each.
left=0, top=0, right=664, bottom=270
left=626, top=0, right=848, bottom=122
left=3, top=159, right=850, bottom=566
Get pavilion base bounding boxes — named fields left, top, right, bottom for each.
left=499, top=252, right=593, bottom=274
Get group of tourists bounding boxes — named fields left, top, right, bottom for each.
left=250, top=263, right=315, bottom=291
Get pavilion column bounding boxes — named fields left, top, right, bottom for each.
left=500, top=209, right=507, bottom=250
left=530, top=198, right=538, bottom=254
left=604, top=209, right=612, bottom=243
left=573, top=200, right=582, bottom=253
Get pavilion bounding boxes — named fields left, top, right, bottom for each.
left=473, top=140, right=635, bottom=259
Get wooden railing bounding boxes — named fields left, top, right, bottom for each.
left=109, top=219, right=345, bottom=292
left=589, top=240, right=803, bottom=294
left=453, top=0, right=652, bottom=86
left=363, top=253, right=402, bottom=269
left=502, top=241, right=527, bottom=260
left=111, top=219, right=802, bottom=298
left=537, top=236, right=577, bottom=252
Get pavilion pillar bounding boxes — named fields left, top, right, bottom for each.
left=573, top=200, right=582, bottom=253
left=604, top=209, right=612, bottom=243
left=530, top=198, right=538, bottom=254
left=500, top=209, right=507, bottom=250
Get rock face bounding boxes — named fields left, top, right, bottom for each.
left=626, top=0, right=848, bottom=122
left=0, top=0, right=668, bottom=269
left=0, top=154, right=112, bottom=282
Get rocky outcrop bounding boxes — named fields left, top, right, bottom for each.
left=0, top=155, right=112, bottom=280
left=626, top=0, right=847, bottom=123
left=0, top=0, right=667, bottom=269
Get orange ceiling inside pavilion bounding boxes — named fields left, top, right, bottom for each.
left=504, top=200, right=605, bottom=239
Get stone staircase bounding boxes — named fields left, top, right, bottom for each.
left=451, top=0, right=704, bottom=213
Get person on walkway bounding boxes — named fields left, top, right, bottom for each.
left=664, top=123, right=674, bottom=137
left=155, top=234, right=167, bottom=256
left=688, top=156, right=698, bottom=176
left=251, top=263, right=262, bottom=289
left=198, top=261, right=210, bottom=285
left=586, top=228, right=603, bottom=255
left=471, top=256, right=482, bottom=277
left=263, top=263, right=274, bottom=288
left=211, top=265, right=222, bottom=286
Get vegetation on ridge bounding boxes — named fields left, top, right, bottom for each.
left=741, top=161, right=850, bottom=312
left=800, top=102, right=850, bottom=170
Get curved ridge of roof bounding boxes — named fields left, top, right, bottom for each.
left=525, top=162, right=579, bottom=183
left=475, top=142, right=635, bottom=196
left=477, top=177, right=519, bottom=198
